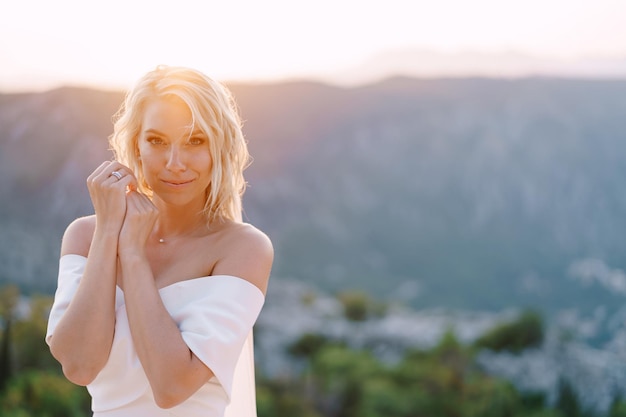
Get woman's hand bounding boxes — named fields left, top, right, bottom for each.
left=118, top=190, right=159, bottom=257
left=87, top=161, right=137, bottom=234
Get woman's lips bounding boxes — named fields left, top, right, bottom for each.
left=162, top=179, right=194, bottom=187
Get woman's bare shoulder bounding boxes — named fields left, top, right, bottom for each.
left=211, top=222, right=274, bottom=294
left=60, top=215, right=96, bottom=257
left=228, top=222, right=273, bottom=248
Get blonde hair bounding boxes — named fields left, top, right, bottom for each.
left=109, top=65, right=250, bottom=222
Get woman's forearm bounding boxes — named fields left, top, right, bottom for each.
left=120, top=252, right=213, bottom=409
left=49, top=227, right=119, bottom=385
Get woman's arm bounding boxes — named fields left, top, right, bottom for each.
left=120, top=251, right=214, bottom=409
left=117, top=190, right=210, bottom=408
left=119, top=193, right=273, bottom=408
left=48, top=161, right=134, bottom=386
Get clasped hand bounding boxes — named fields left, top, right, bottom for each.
left=88, top=161, right=158, bottom=256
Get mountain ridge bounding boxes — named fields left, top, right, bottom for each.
left=2, top=76, right=626, bottom=322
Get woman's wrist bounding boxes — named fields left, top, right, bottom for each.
left=93, top=222, right=122, bottom=241
left=118, top=248, right=148, bottom=264
left=118, top=252, right=157, bottom=294
left=89, top=226, right=122, bottom=257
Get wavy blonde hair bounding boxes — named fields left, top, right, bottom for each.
left=109, top=65, right=250, bottom=223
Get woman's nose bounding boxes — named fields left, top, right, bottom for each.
left=165, top=146, right=185, bottom=171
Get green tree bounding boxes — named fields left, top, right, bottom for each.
left=257, top=378, right=322, bottom=417
left=463, top=377, right=520, bottom=417
left=310, top=344, right=382, bottom=417
left=474, top=309, right=544, bottom=353
left=0, top=285, right=20, bottom=391
left=358, top=376, right=413, bottom=417
left=610, top=396, right=626, bottom=417
left=288, top=333, right=333, bottom=360
left=13, top=295, right=58, bottom=372
left=0, top=370, right=90, bottom=417
left=337, top=291, right=386, bottom=322
left=392, top=331, right=472, bottom=417
left=554, top=377, right=594, bottom=417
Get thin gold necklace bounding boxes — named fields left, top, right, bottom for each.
left=156, top=224, right=206, bottom=243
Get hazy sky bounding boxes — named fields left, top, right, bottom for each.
left=2, top=0, right=626, bottom=91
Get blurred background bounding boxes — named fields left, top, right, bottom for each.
left=2, top=1, right=626, bottom=416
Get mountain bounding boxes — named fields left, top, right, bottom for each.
left=2, top=77, right=626, bottom=327
left=326, top=49, right=626, bottom=86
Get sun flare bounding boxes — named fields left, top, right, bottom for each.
left=2, top=0, right=626, bottom=92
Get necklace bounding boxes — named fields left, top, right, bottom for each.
left=156, top=231, right=184, bottom=244
left=154, top=220, right=208, bottom=244
left=156, top=228, right=201, bottom=243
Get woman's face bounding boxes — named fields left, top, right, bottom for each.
left=137, top=96, right=213, bottom=209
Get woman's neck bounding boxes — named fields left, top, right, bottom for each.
left=151, top=200, right=209, bottom=243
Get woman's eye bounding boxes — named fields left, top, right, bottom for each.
left=188, top=136, right=206, bottom=145
left=147, top=136, right=164, bottom=145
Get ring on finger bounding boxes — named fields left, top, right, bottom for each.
left=110, top=171, right=123, bottom=180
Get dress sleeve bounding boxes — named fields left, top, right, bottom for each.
left=45, top=254, right=87, bottom=345
left=224, top=331, right=258, bottom=417
left=165, top=276, right=265, bottom=401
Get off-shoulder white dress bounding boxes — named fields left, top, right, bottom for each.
left=46, top=254, right=265, bottom=417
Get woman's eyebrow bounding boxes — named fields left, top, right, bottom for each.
left=143, top=128, right=166, bottom=135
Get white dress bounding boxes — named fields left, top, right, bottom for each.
left=46, top=254, right=265, bottom=417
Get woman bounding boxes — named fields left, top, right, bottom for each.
left=45, top=65, right=273, bottom=417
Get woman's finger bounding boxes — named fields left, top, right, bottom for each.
left=95, top=163, right=138, bottom=190
left=87, top=161, right=113, bottom=184
left=128, top=191, right=156, bottom=216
